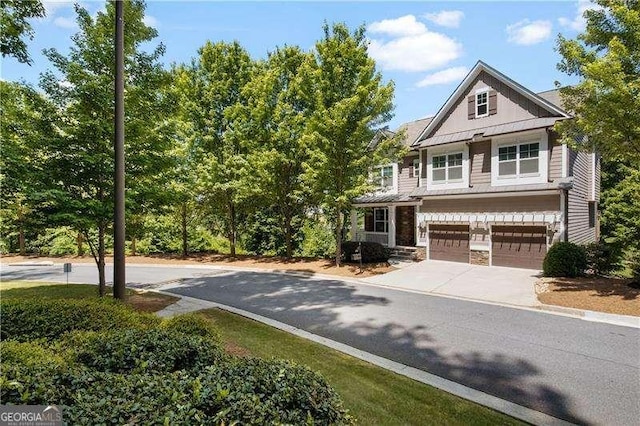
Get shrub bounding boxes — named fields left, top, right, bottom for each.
left=161, top=313, right=222, bottom=344
left=624, top=249, right=640, bottom=284
left=543, top=242, right=588, bottom=277
left=341, top=241, right=391, bottom=263
left=298, top=221, right=336, bottom=258
left=63, top=329, right=225, bottom=374
left=0, top=299, right=159, bottom=341
left=584, top=241, right=619, bottom=275
left=31, top=227, right=77, bottom=256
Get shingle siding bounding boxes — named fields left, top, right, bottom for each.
left=548, top=132, right=563, bottom=181
left=567, top=148, right=597, bottom=244
left=470, top=140, right=491, bottom=185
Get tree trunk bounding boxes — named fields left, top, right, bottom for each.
left=97, top=223, right=106, bottom=297
left=334, top=211, right=342, bottom=267
left=77, top=233, right=84, bottom=256
left=131, top=236, right=137, bottom=257
left=228, top=201, right=236, bottom=257
left=18, top=227, right=25, bottom=255
left=284, top=214, right=293, bottom=259
left=181, top=202, right=188, bottom=258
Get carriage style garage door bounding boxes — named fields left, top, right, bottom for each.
left=428, top=224, right=470, bottom=263
left=491, top=225, right=547, bottom=270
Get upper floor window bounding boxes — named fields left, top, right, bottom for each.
left=476, top=90, right=489, bottom=117
left=498, top=142, right=539, bottom=176
left=377, top=165, right=394, bottom=189
left=432, top=152, right=463, bottom=183
left=412, top=158, right=420, bottom=178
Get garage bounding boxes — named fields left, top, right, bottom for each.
left=429, top=224, right=470, bottom=263
left=491, top=226, right=547, bottom=269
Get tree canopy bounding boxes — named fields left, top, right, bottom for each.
left=0, top=0, right=45, bottom=64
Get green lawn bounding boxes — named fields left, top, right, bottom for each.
left=0, top=281, right=178, bottom=312
left=201, top=308, right=523, bottom=426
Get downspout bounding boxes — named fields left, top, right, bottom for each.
left=563, top=188, right=569, bottom=242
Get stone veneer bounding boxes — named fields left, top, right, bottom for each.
left=470, top=250, right=490, bottom=266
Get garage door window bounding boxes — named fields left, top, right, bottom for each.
left=374, top=208, right=388, bottom=233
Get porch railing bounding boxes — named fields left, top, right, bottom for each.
left=355, top=231, right=389, bottom=246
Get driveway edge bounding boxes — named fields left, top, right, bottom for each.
left=155, top=291, right=574, bottom=426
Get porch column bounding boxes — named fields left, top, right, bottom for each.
left=388, top=205, right=396, bottom=247
left=350, top=209, right=358, bottom=241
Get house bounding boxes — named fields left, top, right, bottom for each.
left=351, top=61, right=600, bottom=270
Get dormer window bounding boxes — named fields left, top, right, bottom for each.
left=476, top=90, right=489, bottom=117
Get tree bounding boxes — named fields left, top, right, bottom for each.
left=0, top=80, right=56, bottom=254
left=0, top=0, right=45, bottom=64
left=231, top=46, right=313, bottom=258
left=300, top=23, right=403, bottom=266
left=178, top=41, right=254, bottom=257
left=38, top=0, right=174, bottom=295
left=556, top=0, right=640, bottom=164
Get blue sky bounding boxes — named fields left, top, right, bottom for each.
left=2, top=1, right=592, bottom=128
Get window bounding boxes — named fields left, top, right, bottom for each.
left=377, top=165, right=394, bottom=189
left=476, top=91, right=488, bottom=117
left=432, top=152, right=463, bottom=183
left=588, top=202, right=596, bottom=228
left=412, top=158, right=420, bottom=178
left=498, top=142, right=539, bottom=176
left=374, top=208, right=388, bottom=233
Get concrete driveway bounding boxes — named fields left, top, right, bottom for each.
left=362, top=260, right=541, bottom=307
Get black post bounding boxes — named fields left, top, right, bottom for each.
left=113, top=0, right=126, bottom=300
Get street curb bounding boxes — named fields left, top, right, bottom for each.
left=538, top=304, right=640, bottom=329
left=153, top=291, right=575, bottom=426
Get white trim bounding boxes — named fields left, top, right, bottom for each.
left=419, top=148, right=427, bottom=187
left=561, top=143, right=568, bottom=178
left=475, top=88, right=490, bottom=118
left=426, top=222, right=430, bottom=260
left=352, top=201, right=421, bottom=208
left=373, top=207, right=389, bottom=234
left=388, top=205, right=396, bottom=247
left=591, top=152, right=596, bottom=201
left=412, top=158, right=421, bottom=179
left=491, top=130, right=548, bottom=186
left=350, top=210, right=358, bottom=242
left=488, top=223, right=493, bottom=266
left=414, top=61, right=570, bottom=146
left=374, top=163, right=398, bottom=194
left=412, top=189, right=560, bottom=201
left=559, top=190, right=567, bottom=242
left=426, top=142, right=470, bottom=190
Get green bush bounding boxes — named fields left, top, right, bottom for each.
left=341, top=241, right=391, bottom=263
left=161, top=313, right=222, bottom=344
left=63, top=329, right=225, bottom=374
left=543, top=242, right=588, bottom=277
left=298, top=221, right=336, bottom=258
left=584, top=241, right=619, bottom=275
left=0, top=299, right=159, bottom=341
left=31, top=227, right=77, bottom=256
left=624, top=249, right=640, bottom=284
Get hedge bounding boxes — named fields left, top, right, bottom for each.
left=161, top=312, right=222, bottom=345
left=0, top=298, right=159, bottom=342
left=543, top=242, right=588, bottom=277
left=341, top=241, right=391, bottom=263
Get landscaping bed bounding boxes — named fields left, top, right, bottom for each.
left=536, top=276, right=640, bottom=316
left=1, top=253, right=396, bottom=278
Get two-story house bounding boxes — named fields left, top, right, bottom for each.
left=351, top=61, right=600, bottom=270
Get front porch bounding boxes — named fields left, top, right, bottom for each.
left=350, top=204, right=419, bottom=248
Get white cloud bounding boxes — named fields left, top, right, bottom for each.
left=423, top=10, right=464, bottom=28
left=367, top=15, right=463, bottom=72
left=368, top=15, right=427, bottom=37
left=559, top=0, right=602, bottom=32
left=53, top=16, right=77, bottom=30
left=416, top=66, right=469, bottom=88
left=506, top=19, right=552, bottom=45
left=143, top=15, right=159, bottom=28
left=42, top=0, right=75, bottom=18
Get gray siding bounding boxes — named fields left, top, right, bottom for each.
left=470, top=140, right=491, bottom=185
left=420, top=195, right=560, bottom=213
left=398, top=154, right=420, bottom=193
left=567, top=148, right=597, bottom=244
left=548, top=132, right=563, bottom=181
left=429, top=71, right=555, bottom=138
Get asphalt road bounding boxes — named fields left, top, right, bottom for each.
left=2, top=263, right=639, bottom=425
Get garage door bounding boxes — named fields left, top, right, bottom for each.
left=429, top=224, right=470, bottom=263
left=491, top=226, right=547, bottom=269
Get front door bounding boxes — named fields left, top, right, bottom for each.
left=395, top=206, right=416, bottom=246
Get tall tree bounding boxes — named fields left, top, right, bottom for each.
left=0, top=0, right=45, bottom=64
left=231, top=46, right=312, bottom=258
left=39, top=0, right=174, bottom=295
left=556, top=0, right=640, bottom=164
left=300, top=23, right=403, bottom=266
left=178, top=41, right=254, bottom=257
left=0, top=80, right=55, bottom=254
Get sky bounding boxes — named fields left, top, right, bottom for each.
left=1, top=0, right=594, bottom=129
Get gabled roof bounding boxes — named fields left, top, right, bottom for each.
left=397, top=116, right=433, bottom=147
left=413, top=61, right=571, bottom=146
left=367, top=127, right=396, bottom=151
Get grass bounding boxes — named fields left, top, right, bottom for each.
left=0, top=281, right=179, bottom=312
left=200, top=308, right=523, bottom=426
